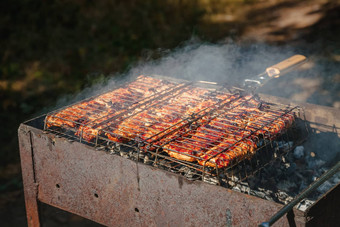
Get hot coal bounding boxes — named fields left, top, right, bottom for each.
left=103, top=131, right=339, bottom=212
left=293, top=146, right=304, bottom=159
left=224, top=140, right=340, bottom=211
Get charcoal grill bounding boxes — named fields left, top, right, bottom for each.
left=19, top=75, right=340, bottom=226
left=43, top=76, right=305, bottom=182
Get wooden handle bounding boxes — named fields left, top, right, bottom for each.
left=266, top=55, right=307, bottom=78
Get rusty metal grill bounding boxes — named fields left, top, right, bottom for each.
left=44, top=75, right=308, bottom=186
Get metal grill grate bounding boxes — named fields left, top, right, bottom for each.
left=44, top=75, right=308, bottom=186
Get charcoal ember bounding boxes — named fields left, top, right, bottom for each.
left=240, top=184, right=250, bottom=194
left=228, top=180, right=236, bottom=187
left=294, top=146, right=304, bottom=159
left=129, top=151, right=138, bottom=161
left=276, top=141, right=293, bottom=151
left=114, top=144, right=121, bottom=152
left=233, top=186, right=241, bottom=192
left=106, top=141, right=114, bottom=148
left=203, top=176, right=219, bottom=185
left=284, top=196, right=294, bottom=205
left=178, top=166, right=190, bottom=174
left=185, top=173, right=197, bottom=181
left=276, top=190, right=294, bottom=204
left=284, top=162, right=290, bottom=169
left=318, top=167, right=328, bottom=175
left=119, top=150, right=129, bottom=158
left=273, top=151, right=278, bottom=158
left=137, top=153, right=145, bottom=160
left=276, top=190, right=289, bottom=201
left=108, top=148, right=115, bottom=155
left=296, top=199, right=315, bottom=212
left=250, top=190, right=266, bottom=199
left=154, top=159, right=171, bottom=169
left=263, top=177, right=277, bottom=191
left=312, top=175, right=318, bottom=182
left=264, top=195, right=274, bottom=201
left=181, top=168, right=196, bottom=180
left=276, top=180, right=297, bottom=192
left=231, top=175, right=239, bottom=182
left=219, top=173, right=226, bottom=179
left=227, top=176, right=242, bottom=187
left=178, top=166, right=196, bottom=180
left=143, top=154, right=153, bottom=165
left=95, top=146, right=105, bottom=151
left=257, top=186, right=265, bottom=192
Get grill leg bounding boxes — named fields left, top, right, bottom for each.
left=19, top=126, right=41, bottom=227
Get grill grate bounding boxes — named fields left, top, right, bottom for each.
left=44, top=75, right=308, bottom=186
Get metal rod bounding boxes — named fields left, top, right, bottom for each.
left=259, top=161, right=340, bottom=227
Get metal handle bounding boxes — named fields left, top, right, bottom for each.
left=259, top=161, right=340, bottom=227
left=266, top=55, right=307, bottom=78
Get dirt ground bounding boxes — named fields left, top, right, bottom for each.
left=0, top=0, right=339, bottom=226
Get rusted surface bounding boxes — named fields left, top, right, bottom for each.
left=19, top=94, right=340, bottom=227
left=21, top=124, right=307, bottom=226
left=18, top=125, right=40, bottom=227
left=305, top=182, right=340, bottom=227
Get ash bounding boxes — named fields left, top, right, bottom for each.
left=223, top=142, right=340, bottom=212
left=105, top=133, right=340, bottom=212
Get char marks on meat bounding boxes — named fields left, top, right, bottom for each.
left=45, top=76, right=295, bottom=168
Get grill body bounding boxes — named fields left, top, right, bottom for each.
left=19, top=92, right=340, bottom=227
left=42, top=76, right=306, bottom=182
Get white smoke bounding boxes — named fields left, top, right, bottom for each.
left=51, top=39, right=338, bottom=110
left=128, top=41, right=297, bottom=84
left=41, top=39, right=340, bottom=201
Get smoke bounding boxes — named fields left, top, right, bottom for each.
left=50, top=39, right=339, bottom=111
left=44, top=39, right=340, bottom=195
left=129, top=41, right=297, bottom=84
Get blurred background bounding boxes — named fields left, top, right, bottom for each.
left=1, top=0, right=339, bottom=226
